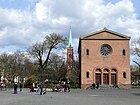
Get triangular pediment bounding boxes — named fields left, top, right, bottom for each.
left=80, top=28, right=130, bottom=40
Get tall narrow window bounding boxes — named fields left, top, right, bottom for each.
left=123, top=49, right=126, bottom=56
left=86, top=49, right=89, bottom=55
left=123, top=72, right=126, bottom=78
left=86, top=72, right=89, bottom=78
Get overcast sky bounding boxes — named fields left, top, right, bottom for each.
left=0, top=0, right=140, bottom=54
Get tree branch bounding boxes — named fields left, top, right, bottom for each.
left=133, top=60, right=140, bottom=67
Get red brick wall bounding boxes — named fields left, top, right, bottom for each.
left=80, top=32, right=131, bottom=88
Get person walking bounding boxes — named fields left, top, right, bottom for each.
left=29, top=83, right=33, bottom=92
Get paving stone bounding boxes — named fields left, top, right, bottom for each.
left=0, top=88, right=140, bottom=105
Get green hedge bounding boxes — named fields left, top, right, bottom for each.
left=70, top=83, right=80, bottom=88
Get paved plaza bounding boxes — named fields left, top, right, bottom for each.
left=0, top=88, right=140, bottom=105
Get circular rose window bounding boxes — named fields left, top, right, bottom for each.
left=100, top=44, right=112, bottom=56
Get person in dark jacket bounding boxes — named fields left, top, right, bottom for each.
left=67, top=81, right=71, bottom=92
left=19, top=83, right=22, bottom=92
left=96, top=83, right=99, bottom=89
left=13, top=83, right=18, bottom=94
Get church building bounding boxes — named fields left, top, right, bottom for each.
left=78, top=28, right=131, bottom=88
left=66, top=27, right=74, bottom=81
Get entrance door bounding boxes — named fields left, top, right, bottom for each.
left=103, top=74, right=109, bottom=84
left=111, top=74, right=116, bottom=85
left=96, top=73, right=101, bottom=84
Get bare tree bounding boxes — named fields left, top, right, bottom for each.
left=29, top=33, right=66, bottom=72
left=72, top=58, right=80, bottom=84
left=0, top=53, right=10, bottom=81
left=131, top=38, right=140, bottom=82
left=46, top=53, right=67, bottom=81
left=0, top=52, right=20, bottom=82
left=28, top=33, right=67, bottom=95
left=131, top=38, right=140, bottom=66
left=7, top=54, right=18, bottom=82
left=0, top=51, right=36, bottom=83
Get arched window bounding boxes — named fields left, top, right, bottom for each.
left=123, top=72, right=126, bottom=78
left=86, top=49, right=89, bottom=55
left=122, top=49, right=126, bottom=56
left=86, top=72, right=89, bottom=78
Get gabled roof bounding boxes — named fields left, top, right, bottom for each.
left=80, top=27, right=130, bottom=40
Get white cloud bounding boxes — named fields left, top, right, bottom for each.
left=35, top=1, right=49, bottom=22
left=0, top=0, right=140, bottom=53
left=51, top=17, right=70, bottom=25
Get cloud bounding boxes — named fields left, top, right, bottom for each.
left=32, top=0, right=140, bottom=37
left=0, top=0, right=140, bottom=52
left=0, top=8, right=33, bottom=46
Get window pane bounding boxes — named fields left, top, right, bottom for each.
left=123, top=49, right=126, bottom=56
left=86, top=49, right=89, bottom=55
left=123, top=72, right=126, bottom=78
left=86, top=72, right=89, bottom=78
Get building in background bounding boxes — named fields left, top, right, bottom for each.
left=78, top=28, right=131, bottom=88
left=66, top=27, right=74, bottom=81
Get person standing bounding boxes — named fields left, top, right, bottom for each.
left=63, top=81, right=67, bottom=92
left=67, top=80, right=71, bottom=92
left=33, top=83, right=35, bottom=92
left=13, top=83, right=18, bottom=94
left=96, top=83, right=99, bottom=89
left=19, top=83, right=22, bottom=92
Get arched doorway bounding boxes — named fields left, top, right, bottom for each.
left=103, top=69, right=109, bottom=84
left=95, top=69, right=101, bottom=84
left=111, top=69, right=117, bottom=85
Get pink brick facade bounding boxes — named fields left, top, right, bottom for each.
left=78, top=28, right=131, bottom=88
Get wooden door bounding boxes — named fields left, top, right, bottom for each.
left=111, top=74, right=116, bottom=85
left=96, top=73, right=101, bottom=84
left=103, top=74, right=109, bottom=84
